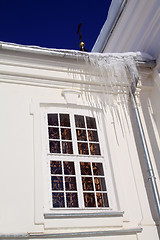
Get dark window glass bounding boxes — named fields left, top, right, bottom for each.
left=65, top=177, right=77, bottom=191
left=49, top=141, right=60, bottom=153
left=86, top=116, right=97, bottom=129
left=94, top=177, right=106, bottom=191
left=88, top=130, right=98, bottom=142
left=50, top=161, right=62, bottom=174
left=80, top=162, right=92, bottom=175
left=84, top=193, right=96, bottom=207
left=75, top=115, right=85, bottom=128
left=60, top=114, right=70, bottom=127
left=96, top=193, right=109, bottom=207
left=61, top=128, right=72, bottom=140
left=66, top=193, right=78, bottom=208
left=63, top=161, right=75, bottom=175
left=92, top=163, right=104, bottom=176
left=62, top=142, right=73, bottom=154
left=76, top=129, right=87, bottom=141
left=90, top=143, right=101, bottom=155
left=51, top=176, right=63, bottom=190
left=78, top=142, right=89, bottom=155
left=52, top=192, right=65, bottom=208
left=82, top=177, right=94, bottom=191
left=48, top=127, right=59, bottom=139
left=48, top=114, right=58, bottom=126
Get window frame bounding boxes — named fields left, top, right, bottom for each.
left=42, top=107, right=112, bottom=214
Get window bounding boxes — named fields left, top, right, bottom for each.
left=45, top=110, right=109, bottom=210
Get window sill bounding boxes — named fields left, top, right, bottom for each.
left=44, top=211, right=124, bottom=219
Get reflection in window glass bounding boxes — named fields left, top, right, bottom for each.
left=66, top=193, right=78, bottom=208
left=92, top=163, right=104, bottom=175
left=65, top=177, right=77, bottom=191
left=62, top=142, right=73, bottom=154
left=49, top=141, right=60, bottom=153
left=48, top=127, right=59, bottom=139
left=86, top=116, right=97, bottom=129
left=82, top=177, right=94, bottom=191
left=64, top=161, right=75, bottom=175
left=52, top=192, right=65, bottom=208
left=78, top=142, right=89, bottom=155
left=50, top=161, right=62, bottom=174
left=80, top=162, right=91, bottom=175
left=61, top=128, right=72, bottom=140
left=60, top=114, right=70, bottom=127
left=88, top=130, right=98, bottom=142
left=84, top=193, right=96, bottom=207
left=51, top=176, right=63, bottom=190
left=90, top=143, right=101, bottom=155
left=75, top=115, right=85, bottom=128
left=48, top=114, right=58, bottom=126
left=76, top=129, right=87, bottom=141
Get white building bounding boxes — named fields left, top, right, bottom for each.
left=0, top=0, right=160, bottom=239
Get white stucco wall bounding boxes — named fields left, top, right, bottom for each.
left=0, top=46, right=159, bottom=239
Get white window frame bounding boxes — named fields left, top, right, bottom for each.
left=42, top=106, right=112, bottom=214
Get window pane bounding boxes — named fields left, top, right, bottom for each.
left=82, top=177, right=94, bottom=191
left=94, top=177, right=106, bottom=191
left=51, top=176, right=63, bottom=190
left=65, top=177, right=77, bottom=191
left=60, top=114, right=70, bottom=127
left=52, top=192, right=65, bottom=208
left=48, top=114, right=58, bottom=126
left=50, top=161, right=62, bottom=174
left=66, top=193, right=78, bottom=208
left=50, top=141, right=60, bottom=153
left=80, top=162, right=91, bottom=175
left=64, top=161, right=75, bottom=175
left=76, top=129, right=87, bottom=141
left=62, top=142, right=73, bottom=154
left=90, top=143, right=101, bottom=155
left=92, top=163, right=104, bottom=176
left=78, top=142, right=89, bottom=155
left=48, top=127, right=59, bottom=139
left=75, top=115, right=85, bottom=128
left=96, top=193, right=109, bottom=207
left=61, top=128, right=72, bottom=140
left=86, top=116, right=97, bottom=129
left=84, top=193, right=96, bottom=207
left=88, top=130, right=99, bottom=142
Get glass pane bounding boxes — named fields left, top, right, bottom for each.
left=90, top=143, right=101, bottom=155
left=96, top=193, right=109, bottom=207
left=86, top=116, right=97, bottom=129
left=48, top=127, right=59, bottom=139
left=80, top=162, right=91, bottom=175
left=61, top=128, right=72, bottom=140
left=66, top=193, right=78, bottom=208
left=84, top=193, right=96, bottom=207
left=49, top=141, right=60, bottom=153
left=82, top=177, right=94, bottom=191
left=51, top=176, right=63, bottom=190
left=50, top=161, right=62, bottom=174
left=64, top=161, right=75, bottom=175
left=92, top=163, right=104, bottom=176
left=94, top=177, right=106, bottom=191
left=52, top=192, right=65, bottom=208
left=78, top=142, right=89, bottom=155
left=75, top=115, right=85, bottom=128
left=60, top=114, right=70, bottom=127
left=48, top=114, right=58, bottom=126
left=76, top=129, right=87, bottom=141
left=62, top=142, right=73, bottom=154
left=65, top=177, right=77, bottom=191
left=88, top=130, right=98, bottom=142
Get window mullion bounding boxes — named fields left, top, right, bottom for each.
left=75, top=160, right=84, bottom=209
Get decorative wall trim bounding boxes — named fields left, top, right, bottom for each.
left=0, top=227, right=142, bottom=239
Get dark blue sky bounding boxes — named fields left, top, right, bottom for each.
left=0, top=0, right=112, bottom=52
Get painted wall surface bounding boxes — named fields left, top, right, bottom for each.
left=0, top=47, right=159, bottom=240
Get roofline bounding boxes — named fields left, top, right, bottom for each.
left=92, top=0, right=128, bottom=53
